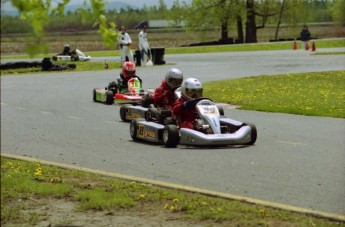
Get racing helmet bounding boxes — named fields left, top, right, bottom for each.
left=165, top=68, right=183, bottom=88
left=181, top=78, right=203, bottom=100
left=122, top=61, right=136, bottom=78
left=64, top=44, right=69, bottom=48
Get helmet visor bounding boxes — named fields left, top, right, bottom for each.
left=185, top=88, right=203, bottom=99
left=168, top=78, right=183, bottom=87
left=125, top=70, right=135, bottom=77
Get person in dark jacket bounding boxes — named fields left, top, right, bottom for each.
left=300, top=25, right=311, bottom=50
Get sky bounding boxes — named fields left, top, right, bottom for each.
left=1, top=0, right=193, bottom=11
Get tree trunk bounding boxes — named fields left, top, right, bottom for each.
left=245, top=0, right=257, bottom=43
left=236, top=15, right=244, bottom=43
left=220, top=15, right=229, bottom=42
left=274, top=0, right=286, bottom=40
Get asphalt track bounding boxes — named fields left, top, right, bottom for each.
left=1, top=48, right=345, bottom=218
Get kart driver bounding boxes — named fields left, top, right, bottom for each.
left=152, top=68, right=183, bottom=109
left=172, top=78, right=203, bottom=129
left=109, top=61, right=142, bottom=94
left=62, top=44, right=71, bottom=55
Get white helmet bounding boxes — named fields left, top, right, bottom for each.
left=165, top=68, right=183, bottom=88
left=181, top=78, right=203, bottom=100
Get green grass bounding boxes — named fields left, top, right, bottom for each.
left=204, top=71, right=345, bottom=118
left=2, top=157, right=344, bottom=226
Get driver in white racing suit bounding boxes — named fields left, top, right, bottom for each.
left=117, top=26, right=134, bottom=66
left=138, top=26, right=150, bottom=66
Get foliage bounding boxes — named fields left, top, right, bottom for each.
left=329, top=0, right=345, bottom=25
left=3, top=0, right=117, bottom=57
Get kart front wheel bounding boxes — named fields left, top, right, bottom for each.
left=120, top=106, right=129, bottom=122
left=245, top=123, right=257, bottom=145
left=93, top=89, right=97, bottom=102
left=163, top=125, right=179, bottom=148
left=216, top=104, right=224, bottom=116
left=130, top=118, right=144, bottom=141
left=105, top=91, right=114, bottom=105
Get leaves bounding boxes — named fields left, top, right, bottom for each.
left=8, top=0, right=117, bottom=56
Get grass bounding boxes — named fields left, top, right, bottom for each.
left=2, top=157, right=344, bottom=226
left=204, top=71, right=345, bottom=118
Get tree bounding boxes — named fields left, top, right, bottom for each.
left=245, top=0, right=281, bottom=43
left=3, top=0, right=116, bottom=57
left=167, top=0, right=241, bottom=43
left=330, top=0, right=345, bottom=25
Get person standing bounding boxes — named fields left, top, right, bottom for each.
left=117, top=26, right=134, bottom=66
left=138, top=26, right=150, bottom=66
left=300, top=25, right=311, bottom=50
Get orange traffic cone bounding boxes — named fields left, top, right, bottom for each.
left=305, top=41, right=309, bottom=51
left=311, top=41, right=316, bottom=52
left=293, top=39, right=298, bottom=50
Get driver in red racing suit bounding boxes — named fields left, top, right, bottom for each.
left=152, top=68, right=183, bottom=109
left=172, top=78, right=203, bottom=129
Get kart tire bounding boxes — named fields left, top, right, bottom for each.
left=105, top=91, right=114, bottom=105
left=163, top=125, right=179, bottom=148
left=120, top=106, right=129, bottom=122
left=144, top=111, right=151, bottom=121
left=93, top=89, right=97, bottom=102
left=130, top=118, right=144, bottom=141
left=216, top=104, right=224, bottom=116
left=245, top=123, right=257, bottom=145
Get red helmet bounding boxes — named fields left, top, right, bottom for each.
left=122, top=61, right=136, bottom=78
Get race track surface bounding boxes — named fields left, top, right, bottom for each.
left=1, top=48, right=345, bottom=215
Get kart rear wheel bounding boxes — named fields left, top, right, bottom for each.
left=105, top=91, right=114, bottom=105
left=163, top=125, right=179, bottom=148
left=130, top=118, right=143, bottom=141
left=120, top=106, right=129, bottom=122
left=245, top=123, right=257, bottom=145
left=93, top=89, right=97, bottom=102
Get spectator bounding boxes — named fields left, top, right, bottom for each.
left=117, top=26, right=134, bottom=66
left=300, top=25, right=311, bottom=50
left=138, top=26, right=150, bottom=66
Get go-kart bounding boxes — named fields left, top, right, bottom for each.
left=93, top=77, right=144, bottom=105
left=129, top=98, right=257, bottom=147
left=119, top=87, right=180, bottom=122
left=52, top=49, right=91, bottom=61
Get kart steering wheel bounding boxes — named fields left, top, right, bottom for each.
left=187, top=97, right=212, bottom=108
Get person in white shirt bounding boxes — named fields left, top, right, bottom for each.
left=117, top=26, right=134, bottom=66
left=138, top=26, right=150, bottom=66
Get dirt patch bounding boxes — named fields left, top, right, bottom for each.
left=9, top=198, right=227, bottom=227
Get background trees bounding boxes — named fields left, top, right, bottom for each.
left=1, top=0, right=344, bottom=55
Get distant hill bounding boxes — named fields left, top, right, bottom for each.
left=1, top=1, right=138, bottom=16
left=64, top=1, right=138, bottom=13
